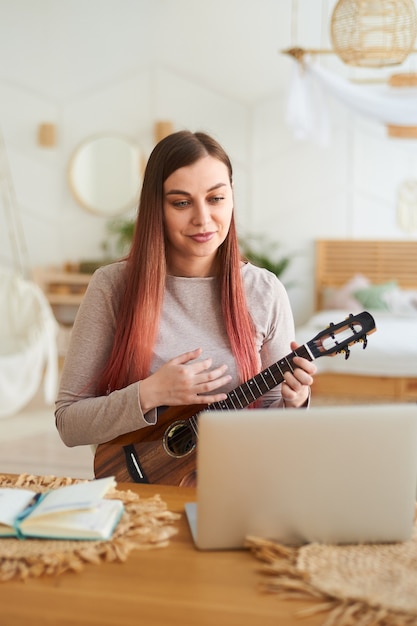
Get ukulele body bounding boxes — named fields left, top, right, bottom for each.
left=94, top=403, right=203, bottom=486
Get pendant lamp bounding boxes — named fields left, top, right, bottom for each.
left=331, top=0, right=417, bottom=67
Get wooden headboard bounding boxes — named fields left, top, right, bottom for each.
left=315, top=240, right=417, bottom=311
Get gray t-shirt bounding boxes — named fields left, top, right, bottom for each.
left=55, top=261, right=295, bottom=446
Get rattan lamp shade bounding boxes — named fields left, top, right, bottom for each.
left=331, top=0, right=417, bottom=68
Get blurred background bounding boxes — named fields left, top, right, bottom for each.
left=1, top=0, right=417, bottom=327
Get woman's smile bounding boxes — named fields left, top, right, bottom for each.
left=188, top=231, right=216, bottom=243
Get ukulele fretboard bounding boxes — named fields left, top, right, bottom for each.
left=209, top=345, right=312, bottom=412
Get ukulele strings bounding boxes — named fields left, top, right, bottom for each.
left=167, top=351, right=301, bottom=449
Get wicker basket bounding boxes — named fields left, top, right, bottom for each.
left=331, top=0, right=417, bottom=68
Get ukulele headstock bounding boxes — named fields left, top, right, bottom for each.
left=307, top=311, right=376, bottom=360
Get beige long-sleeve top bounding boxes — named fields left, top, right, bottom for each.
left=55, top=261, right=296, bottom=447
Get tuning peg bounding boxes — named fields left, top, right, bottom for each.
left=343, top=346, right=350, bottom=360
left=327, top=322, right=336, bottom=339
left=360, top=334, right=368, bottom=349
left=327, top=321, right=336, bottom=339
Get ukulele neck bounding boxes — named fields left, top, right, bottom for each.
left=208, top=345, right=313, bottom=412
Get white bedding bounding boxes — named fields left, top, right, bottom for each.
left=295, top=309, right=417, bottom=378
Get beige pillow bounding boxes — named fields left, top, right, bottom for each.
left=323, top=274, right=370, bottom=311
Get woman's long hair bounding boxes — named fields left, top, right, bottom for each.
left=98, top=130, right=259, bottom=395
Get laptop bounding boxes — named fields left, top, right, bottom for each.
left=185, top=404, right=417, bottom=550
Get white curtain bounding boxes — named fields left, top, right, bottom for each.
left=286, top=54, right=417, bottom=144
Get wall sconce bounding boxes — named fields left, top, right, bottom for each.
left=38, top=123, right=57, bottom=148
left=154, top=121, right=173, bottom=144
left=386, top=73, right=417, bottom=139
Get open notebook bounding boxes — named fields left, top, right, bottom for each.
left=185, top=404, right=417, bottom=550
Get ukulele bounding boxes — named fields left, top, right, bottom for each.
left=94, top=311, right=376, bottom=487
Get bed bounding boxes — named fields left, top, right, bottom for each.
left=295, top=240, right=417, bottom=401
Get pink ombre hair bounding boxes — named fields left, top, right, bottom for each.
left=98, top=131, right=259, bottom=394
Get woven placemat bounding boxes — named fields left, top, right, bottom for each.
left=0, top=473, right=180, bottom=582
left=246, top=518, right=417, bottom=626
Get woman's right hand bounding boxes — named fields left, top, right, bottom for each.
left=138, top=348, right=232, bottom=412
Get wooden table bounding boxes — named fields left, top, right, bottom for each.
left=0, top=482, right=323, bottom=626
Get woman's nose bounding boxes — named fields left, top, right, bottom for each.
left=192, top=201, right=211, bottom=226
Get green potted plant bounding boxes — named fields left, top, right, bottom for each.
left=106, top=218, right=135, bottom=256
left=239, top=234, right=293, bottom=283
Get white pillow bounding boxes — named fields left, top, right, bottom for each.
left=382, top=287, right=417, bottom=316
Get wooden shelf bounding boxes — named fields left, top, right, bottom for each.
left=33, top=266, right=92, bottom=309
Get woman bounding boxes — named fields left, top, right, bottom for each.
left=56, top=130, right=316, bottom=450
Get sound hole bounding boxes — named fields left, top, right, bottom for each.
left=163, top=421, right=196, bottom=458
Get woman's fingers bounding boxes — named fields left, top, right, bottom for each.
left=140, top=349, right=232, bottom=410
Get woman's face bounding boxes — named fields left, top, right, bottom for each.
left=163, top=155, right=234, bottom=277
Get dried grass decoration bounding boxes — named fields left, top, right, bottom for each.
left=0, top=474, right=180, bottom=582
left=331, top=0, right=417, bottom=67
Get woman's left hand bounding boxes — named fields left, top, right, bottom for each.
left=281, top=341, right=317, bottom=408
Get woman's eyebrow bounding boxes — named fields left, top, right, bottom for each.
left=165, top=182, right=227, bottom=196
left=165, top=188, right=191, bottom=196
left=208, top=182, right=228, bottom=192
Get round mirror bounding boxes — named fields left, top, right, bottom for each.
left=68, top=135, right=143, bottom=216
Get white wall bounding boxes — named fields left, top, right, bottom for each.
left=0, top=0, right=416, bottom=325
